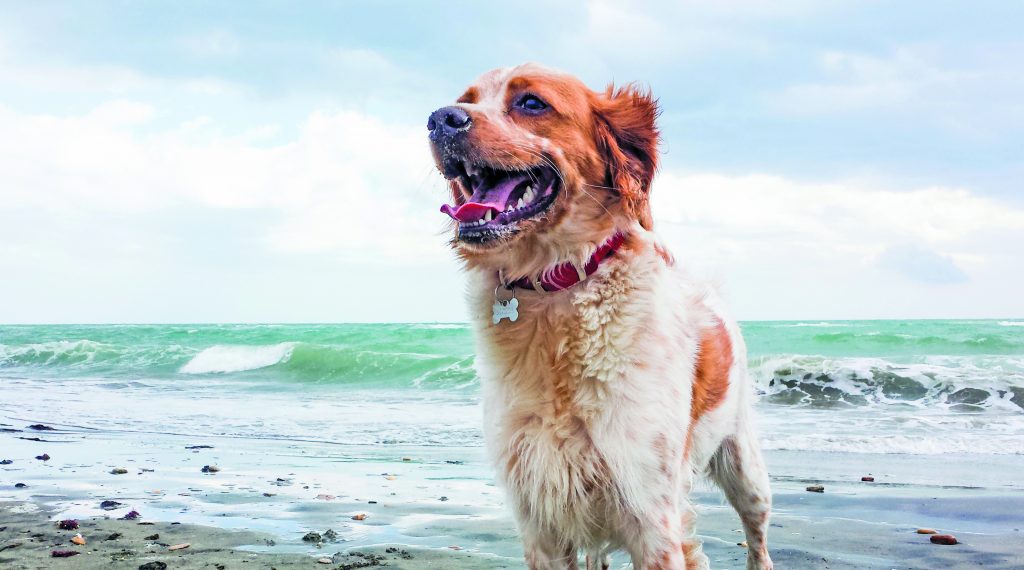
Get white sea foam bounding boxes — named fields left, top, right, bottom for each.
left=761, top=433, right=1024, bottom=455
left=772, top=322, right=850, bottom=328
left=999, top=320, right=1024, bottom=327
left=179, top=343, right=295, bottom=374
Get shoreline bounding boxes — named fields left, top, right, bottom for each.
left=3, top=422, right=1024, bottom=569
left=0, top=500, right=509, bottom=569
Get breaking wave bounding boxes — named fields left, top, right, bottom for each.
left=751, top=354, right=1024, bottom=411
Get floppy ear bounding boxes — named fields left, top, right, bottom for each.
left=593, top=83, right=660, bottom=230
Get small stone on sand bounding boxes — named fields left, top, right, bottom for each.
left=201, top=465, right=220, bottom=473
left=861, top=476, right=875, bottom=482
left=145, top=533, right=160, bottom=540
left=71, top=533, right=86, bottom=545
left=58, top=519, right=79, bottom=530
left=167, top=543, right=191, bottom=551
left=930, top=534, right=958, bottom=545
left=351, top=513, right=368, bottom=521
left=916, top=528, right=938, bottom=534
left=806, top=485, right=825, bottom=493
left=51, top=549, right=79, bottom=557
left=738, top=541, right=748, bottom=547
left=139, top=562, right=167, bottom=570
left=100, top=500, right=124, bottom=510
left=35, top=453, right=50, bottom=461
left=317, top=558, right=332, bottom=564
left=111, top=467, right=128, bottom=474
left=302, top=531, right=322, bottom=543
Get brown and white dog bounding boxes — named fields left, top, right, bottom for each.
left=428, top=63, right=773, bottom=570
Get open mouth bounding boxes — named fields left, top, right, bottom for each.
left=440, top=161, right=560, bottom=244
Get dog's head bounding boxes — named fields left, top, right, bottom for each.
left=429, top=63, right=660, bottom=276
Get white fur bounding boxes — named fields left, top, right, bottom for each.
left=466, top=230, right=774, bottom=569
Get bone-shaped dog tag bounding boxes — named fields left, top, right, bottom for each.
left=492, top=297, right=519, bottom=325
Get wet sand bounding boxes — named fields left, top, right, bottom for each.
left=2, top=422, right=1024, bottom=569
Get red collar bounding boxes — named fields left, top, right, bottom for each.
left=504, top=233, right=626, bottom=292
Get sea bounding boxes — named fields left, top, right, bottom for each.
left=3, top=320, right=1024, bottom=567
left=2, top=320, right=1023, bottom=457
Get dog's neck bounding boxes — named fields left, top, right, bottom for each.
left=499, top=232, right=626, bottom=293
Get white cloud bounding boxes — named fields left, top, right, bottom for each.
left=772, top=47, right=963, bottom=113
left=0, top=101, right=450, bottom=264
left=651, top=171, right=1024, bottom=274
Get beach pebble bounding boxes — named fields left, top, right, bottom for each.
left=262, top=492, right=275, bottom=497
left=861, top=476, right=875, bottom=482
left=14, top=482, right=27, bottom=488
left=71, top=533, right=86, bottom=545
left=51, top=549, right=79, bottom=557
left=120, top=510, right=141, bottom=520
left=738, top=541, right=748, bottom=547
left=916, top=528, right=938, bottom=534
left=806, top=485, right=825, bottom=493
left=351, top=513, right=368, bottom=521
left=28, top=424, right=56, bottom=430
left=100, top=500, right=124, bottom=510
left=448, top=545, right=462, bottom=550
left=167, top=543, right=191, bottom=551
left=201, top=464, right=220, bottom=473
left=302, top=531, right=322, bottom=543
left=930, top=534, right=958, bottom=545
left=35, top=453, right=50, bottom=461
left=317, top=558, right=332, bottom=564
left=323, top=529, right=338, bottom=541
left=145, top=533, right=160, bottom=540
left=106, top=532, right=122, bottom=541
left=385, top=475, right=397, bottom=480
left=139, top=562, right=167, bottom=570
left=0, top=459, right=12, bottom=464
left=315, top=494, right=335, bottom=501
left=58, top=519, right=79, bottom=530
left=439, top=496, right=449, bottom=501
left=110, top=467, right=128, bottom=475
left=402, top=457, right=412, bottom=462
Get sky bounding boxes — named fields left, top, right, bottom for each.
left=1, top=0, right=1022, bottom=323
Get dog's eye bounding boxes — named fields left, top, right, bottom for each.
left=515, top=94, right=549, bottom=113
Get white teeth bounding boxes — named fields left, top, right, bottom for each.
left=484, top=210, right=493, bottom=222
left=524, top=187, right=535, bottom=202
left=517, top=198, right=525, bottom=209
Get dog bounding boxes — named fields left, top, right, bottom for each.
left=428, top=63, right=773, bottom=570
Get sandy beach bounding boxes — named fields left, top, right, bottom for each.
left=3, top=420, right=1023, bottom=569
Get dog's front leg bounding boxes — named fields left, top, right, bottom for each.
left=522, top=529, right=578, bottom=570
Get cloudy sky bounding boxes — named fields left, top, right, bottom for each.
left=1, top=1, right=1021, bottom=323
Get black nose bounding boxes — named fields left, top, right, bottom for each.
left=427, top=106, right=472, bottom=142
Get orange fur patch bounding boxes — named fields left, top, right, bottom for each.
left=685, top=319, right=733, bottom=456
left=692, top=319, right=733, bottom=422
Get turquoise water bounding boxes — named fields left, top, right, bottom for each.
left=2, top=320, right=1023, bottom=455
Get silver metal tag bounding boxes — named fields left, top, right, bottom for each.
left=492, top=297, right=519, bottom=324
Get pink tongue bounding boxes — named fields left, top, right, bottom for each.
left=439, top=176, right=525, bottom=223
left=440, top=202, right=500, bottom=222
